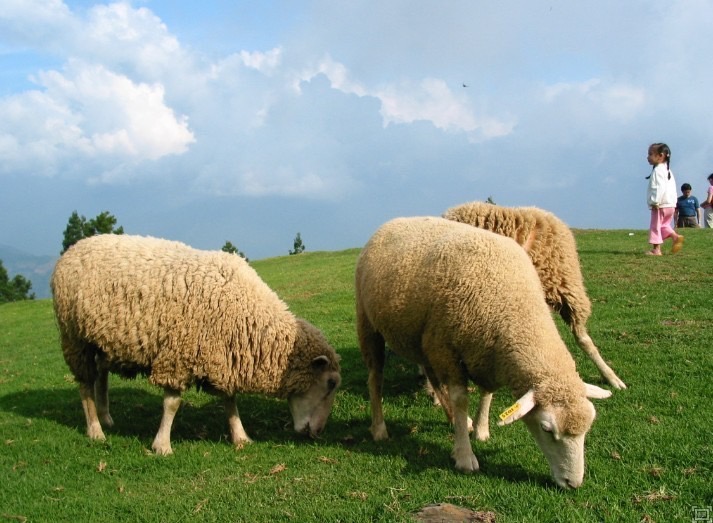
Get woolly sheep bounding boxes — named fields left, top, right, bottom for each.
left=355, top=217, right=610, bottom=489
left=51, top=234, right=341, bottom=455
left=443, top=201, right=625, bottom=390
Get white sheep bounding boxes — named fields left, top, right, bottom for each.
left=51, top=234, right=341, bottom=454
left=443, top=201, right=625, bottom=389
left=356, top=217, right=610, bottom=488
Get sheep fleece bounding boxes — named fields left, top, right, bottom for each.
left=443, top=201, right=590, bottom=320
left=52, top=234, right=339, bottom=397
left=356, top=217, right=586, bottom=418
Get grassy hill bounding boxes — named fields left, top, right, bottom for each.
left=0, top=229, right=711, bottom=522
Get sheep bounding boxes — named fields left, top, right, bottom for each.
left=51, top=234, right=341, bottom=455
left=443, top=201, right=625, bottom=390
left=355, top=217, right=610, bottom=489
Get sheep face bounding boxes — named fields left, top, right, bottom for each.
left=288, top=355, right=341, bottom=438
left=521, top=401, right=596, bottom=489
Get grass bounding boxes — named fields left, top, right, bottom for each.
left=1, top=229, right=712, bottom=522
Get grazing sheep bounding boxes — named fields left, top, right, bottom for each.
left=52, top=234, right=341, bottom=454
left=356, top=217, right=610, bottom=489
left=443, top=201, right=625, bottom=390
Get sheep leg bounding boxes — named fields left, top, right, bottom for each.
left=79, top=382, right=106, bottom=441
left=94, top=356, right=114, bottom=427
left=420, top=366, right=441, bottom=406
left=151, top=389, right=182, bottom=455
left=367, top=361, right=388, bottom=441
left=473, top=390, right=493, bottom=442
left=224, top=396, right=252, bottom=446
left=359, top=321, right=389, bottom=441
left=571, top=322, right=626, bottom=389
left=421, top=366, right=454, bottom=423
left=448, top=383, right=479, bottom=473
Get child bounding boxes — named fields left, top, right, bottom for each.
left=674, top=183, right=701, bottom=228
left=645, top=143, right=684, bottom=255
left=702, top=173, right=713, bottom=228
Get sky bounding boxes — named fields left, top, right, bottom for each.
left=2, top=0, right=713, bottom=260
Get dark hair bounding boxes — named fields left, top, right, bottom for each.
left=646, top=143, right=671, bottom=179
left=708, top=173, right=713, bottom=181
left=681, top=183, right=691, bottom=191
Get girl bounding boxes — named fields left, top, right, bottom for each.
left=645, top=143, right=684, bottom=255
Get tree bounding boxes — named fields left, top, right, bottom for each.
left=61, top=211, right=125, bottom=254
left=221, top=241, right=248, bottom=262
left=0, top=260, right=34, bottom=303
left=289, top=232, right=305, bottom=255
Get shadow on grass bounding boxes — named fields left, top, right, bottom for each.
left=0, top=345, right=547, bottom=488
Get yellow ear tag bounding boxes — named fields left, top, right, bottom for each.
left=499, top=402, right=520, bottom=421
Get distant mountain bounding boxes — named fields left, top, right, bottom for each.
left=0, top=244, right=58, bottom=299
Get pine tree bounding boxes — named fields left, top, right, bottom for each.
left=221, top=241, right=248, bottom=261
left=61, top=211, right=125, bottom=254
left=289, top=233, right=305, bottom=255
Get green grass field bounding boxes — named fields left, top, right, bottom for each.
left=1, top=229, right=711, bottom=522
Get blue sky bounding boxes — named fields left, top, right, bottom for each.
left=2, top=1, right=713, bottom=259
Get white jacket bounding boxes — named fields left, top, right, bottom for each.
left=647, top=164, right=677, bottom=208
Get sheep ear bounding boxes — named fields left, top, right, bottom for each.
left=585, top=383, right=612, bottom=399
left=497, top=389, right=537, bottom=426
left=311, top=355, right=330, bottom=372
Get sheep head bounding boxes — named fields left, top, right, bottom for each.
left=282, top=319, right=341, bottom=438
left=498, top=384, right=611, bottom=489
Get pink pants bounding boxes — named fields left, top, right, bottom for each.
left=649, top=207, right=675, bottom=245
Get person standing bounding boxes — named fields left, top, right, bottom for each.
left=701, top=173, right=713, bottom=228
left=645, top=143, right=684, bottom=255
left=674, top=183, right=701, bottom=228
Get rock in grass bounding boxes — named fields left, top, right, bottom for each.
left=413, top=503, right=497, bottom=523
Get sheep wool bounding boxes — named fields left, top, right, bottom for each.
left=52, top=234, right=341, bottom=452
left=443, top=201, right=625, bottom=389
left=356, top=217, right=610, bottom=488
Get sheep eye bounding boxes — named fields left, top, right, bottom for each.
left=327, top=378, right=337, bottom=391
left=541, top=421, right=554, bottom=433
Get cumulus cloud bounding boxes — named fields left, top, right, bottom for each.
left=0, top=60, right=194, bottom=177
left=295, top=56, right=513, bottom=139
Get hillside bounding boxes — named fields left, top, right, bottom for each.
left=0, top=244, right=57, bottom=299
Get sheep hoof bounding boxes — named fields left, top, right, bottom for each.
left=87, top=424, right=106, bottom=441
left=370, top=424, right=389, bottom=441
left=474, top=429, right=490, bottom=442
left=453, top=452, right=480, bottom=473
left=232, top=436, right=253, bottom=449
left=609, top=378, right=627, bottom=390
left=151, top=442, right=173, bottom=455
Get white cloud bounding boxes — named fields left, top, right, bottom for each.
left=240, top=47, right=282, bottom=74
left=296, top=57, right=513, bottom=139
left=0, top=60, right=194, bottom=176
left=544, top=79, right=646, bottom=122
left=38, top=62, right=195, bottom=160
left=294, top=55, right=367, bottom=96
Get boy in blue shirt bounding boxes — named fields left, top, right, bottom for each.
left=674, top=183, right=701, bottom=228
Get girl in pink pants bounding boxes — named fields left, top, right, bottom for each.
left=645, top=143, right=684, bottom=256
